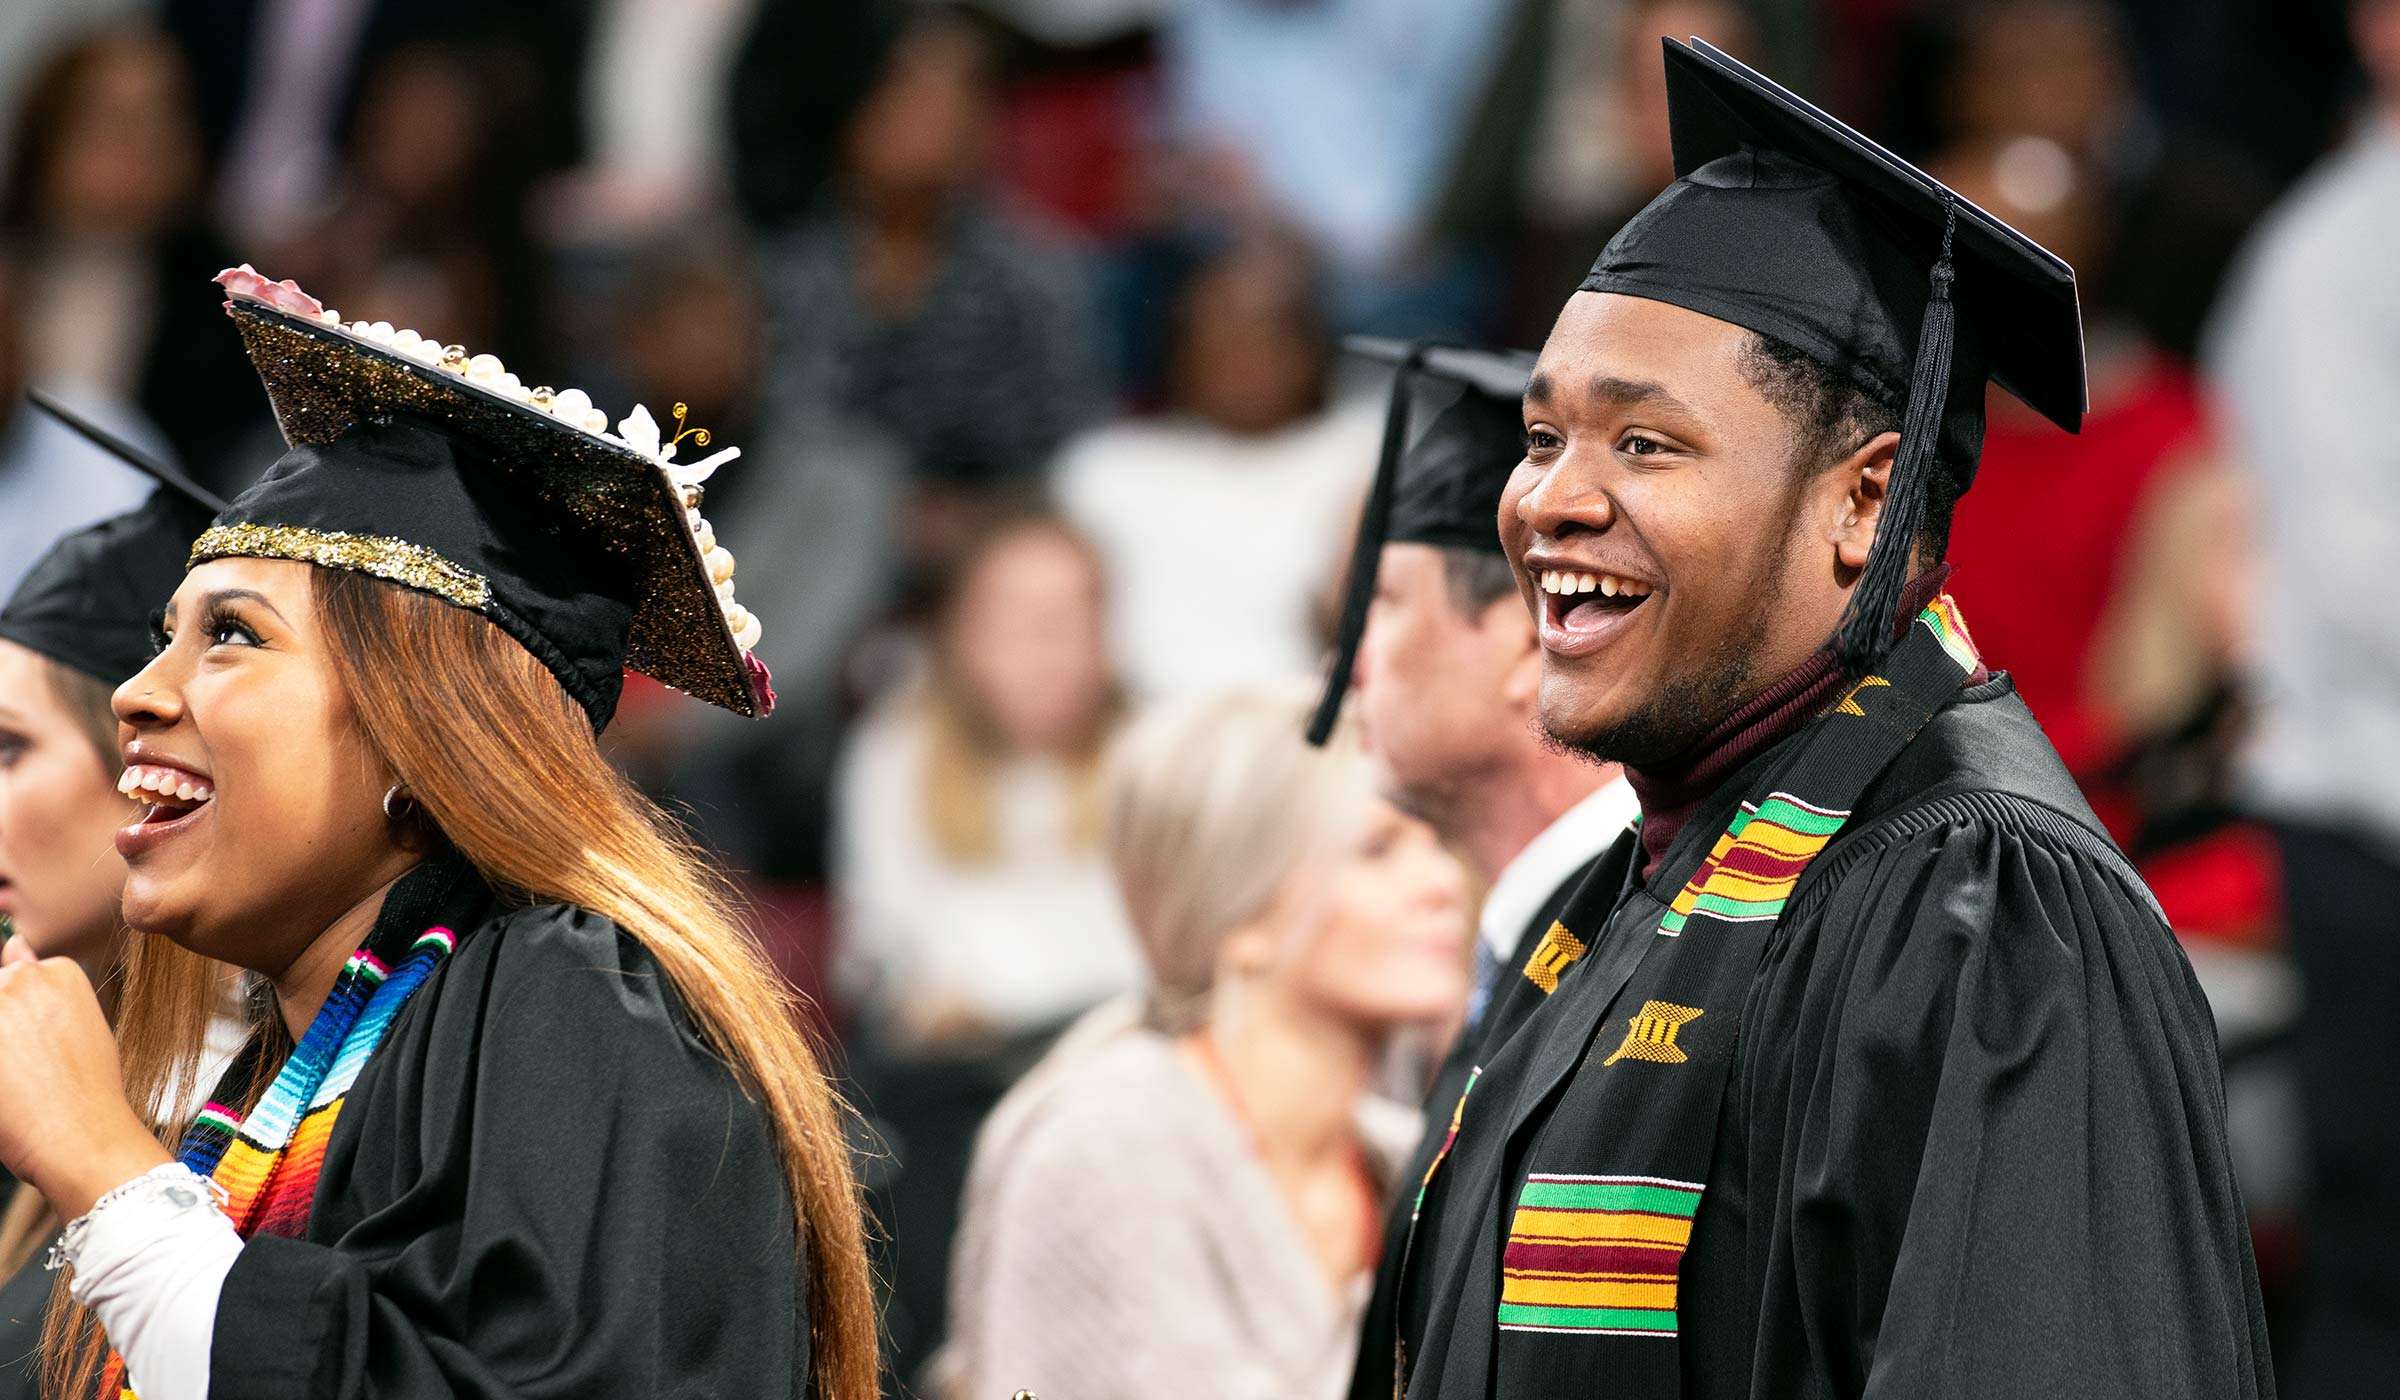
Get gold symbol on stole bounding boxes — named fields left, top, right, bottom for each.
left=1603, top=1000, right=1705, bottom=1065
left=1522, top=921, right=1587, bottom=994
left=1834, top=675, right=1891, bottom=716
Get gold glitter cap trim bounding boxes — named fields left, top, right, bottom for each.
left=191, top=524, right=492, bottom=611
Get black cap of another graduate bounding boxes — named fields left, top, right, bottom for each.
left=1582, top=38, right=2086, bottom=671
left=203, top=267, right=775, bottom=729
left=0, top=394, right=226, bottom=688
left=1307, top=338, right=1536, bottom=746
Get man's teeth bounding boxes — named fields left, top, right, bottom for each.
left=1536, top=569, right=1652, bottom=599
left=116, top=765, right=213, bottom=804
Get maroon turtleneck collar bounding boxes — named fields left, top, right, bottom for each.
left=1626, top=567, right=1985, bottom=880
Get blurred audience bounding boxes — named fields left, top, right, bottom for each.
left=0, top=252, right=150, bottom=598
left=759, top=11, right=1096, bottom=547
left=2207, top=2, right=2400, bottom=1392
left=265, top=39, right=553, bottom=367
left=1491, top=0, right=1760, bottom=348
left=726, top=0, right=908, bottom=234
left=1155, top=0, right=1515, bottom=332
left=1056, top=232, right=1378, bottom=701
left=0, top=20, right=268, bottom=492
left=943, top=687, right=1468, bottom=1400
left=838, top=512, right=1143, bottom=1386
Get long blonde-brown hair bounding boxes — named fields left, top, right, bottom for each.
left=47, top=568, right=877, bottom=1400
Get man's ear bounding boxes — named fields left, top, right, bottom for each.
left=1485, top=594, right=1541, bottom=709
left=1832, top=430, right=1902, bottom=574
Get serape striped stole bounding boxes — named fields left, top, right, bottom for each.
left=1482, top=596, right=1980, bottom=1392
left=100, top=921, right=458, bottom=1398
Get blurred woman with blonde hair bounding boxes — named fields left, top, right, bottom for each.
left=944, top=685, right=1472, bottom=1400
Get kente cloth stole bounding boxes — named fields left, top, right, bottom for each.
left=1476, top=597, right=1979, bottom=1394
left=99, top=920, right=458, bottom=1399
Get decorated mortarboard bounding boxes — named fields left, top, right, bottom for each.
left=201, top=267, right=772, bottom=729
left=1306, top=337, right=1537, bottom=746
left=1583, top=38, right=2087, bottom=671
left=0, top=393, right=227, bottom=687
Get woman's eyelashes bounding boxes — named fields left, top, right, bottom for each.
left=0, top=728, right=25, bottom=768
left=199, top=605, right=265, bottom=649
left=157, top=606, right=268, bottom=654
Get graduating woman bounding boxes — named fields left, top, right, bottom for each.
left=0, top=405, right=228, bottom=1400
left=0, top=270, right=875, bottom=1400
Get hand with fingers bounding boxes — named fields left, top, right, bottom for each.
left=0, top=938, right=172, bottom=1219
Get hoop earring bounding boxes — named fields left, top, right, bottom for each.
left=382, top=784, right=417, bottom=822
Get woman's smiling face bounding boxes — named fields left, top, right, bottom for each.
left=112, top=559, right=415, bottom=975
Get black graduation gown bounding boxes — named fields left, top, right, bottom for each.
left=1391, top=678, right=2275, bottom=1400
left=207, top=862, right=814, bottom=1399
left=0, top=1247, right=47, bottom=1400
left=1349, top=851, right=1605, bottom=1400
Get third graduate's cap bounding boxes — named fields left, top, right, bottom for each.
left=1307, top=338, right=1535, bottom=746
left=0, top=394, right=225, bottom=688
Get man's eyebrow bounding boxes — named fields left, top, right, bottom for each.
left=1524, top=372, right=1554, bottom=408
left=1587, top=376, right=1696, bottom=418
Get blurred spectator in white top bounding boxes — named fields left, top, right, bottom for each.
left=835, top=510, right=1141, bottom=1385
left=2205, top=4, right=2400, bottom=1394
left=1, top=20, right=270, bottom=494
left=759, top=11, right=1098, bottom=525
left=1055, top=231, right=1378, bottom=701
left=835, top=510, right=1140, bottom=1052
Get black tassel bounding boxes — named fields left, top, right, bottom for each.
left=1832, top=201, right=1957, bottom=674
left=1307, top=343, right=1432, bottom=745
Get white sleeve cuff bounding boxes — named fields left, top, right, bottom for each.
left=64, top=1164, right=244, bottom=1400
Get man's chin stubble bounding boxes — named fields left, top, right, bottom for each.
left=1535, top=627, right=1771, bottom=768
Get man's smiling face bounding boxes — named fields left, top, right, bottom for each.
left=1503, top=291, right=1888, bottom=764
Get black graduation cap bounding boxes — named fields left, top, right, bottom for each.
left=202, top=268, right=773, bottom=728
left=1582, top=38, right=2086, bottom=671
left=0, top=394, right=226, bottom=688
left=1306, top=337, right=1536, bottom=746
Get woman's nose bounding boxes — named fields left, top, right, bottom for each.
left=112, top=651, right=183, bottom=728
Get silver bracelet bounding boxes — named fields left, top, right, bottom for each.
left=45, top=1164, right=221, bottom=1274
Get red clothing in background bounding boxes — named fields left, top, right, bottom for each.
left=1946, top=354, right=2207, bottom=780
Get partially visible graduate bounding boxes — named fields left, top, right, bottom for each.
left=0, top=401, right=227, bottom=1400
left=0, top=269, right=875, bottom=1400
left=1384, top=42, right=2271, bottom=1400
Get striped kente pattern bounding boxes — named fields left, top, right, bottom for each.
left=103, top=926, right=457, bottom=1399
left=1919, top=592, right=1978, bottom=673
left=1498, top=1174, right=1704, bottom=1336
left=1413, top=1067, right=1482, bottom=1221
left=1654, top=792, right=1846, bottom=937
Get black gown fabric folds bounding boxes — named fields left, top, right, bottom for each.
left=1392, top=680, right=2275, bottom=1400
left=209, top=862, right=813, bottom=1399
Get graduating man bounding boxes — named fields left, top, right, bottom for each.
left=1307, top=341, right=1638, bottom=1400
left=1383, top=40, right=2274, bottom=1400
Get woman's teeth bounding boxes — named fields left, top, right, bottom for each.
left=116, top=764, right=213, bottom=807
left=1537, top=569, right=1652, bottom=599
